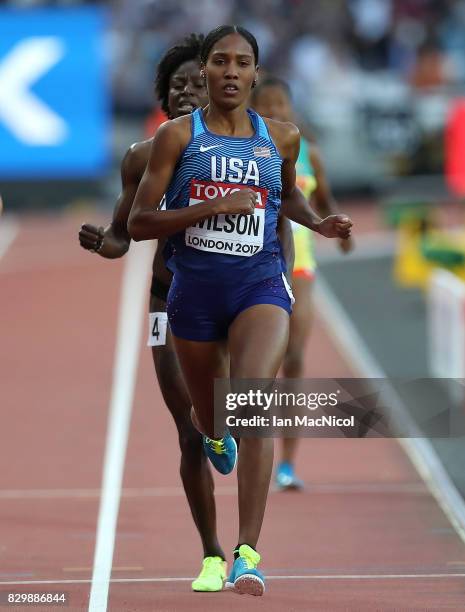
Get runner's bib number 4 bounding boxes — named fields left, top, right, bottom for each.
left=185, top=180, right=268, bottom=257
left=147, top=312, right=168, bottom=347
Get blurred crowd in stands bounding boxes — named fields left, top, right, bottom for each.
left=6, top=0, right=465, bottom=112
left=8, top=0, right=465, bottom=182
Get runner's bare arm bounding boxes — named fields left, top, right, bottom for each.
left=266, top=119, right=352, bottom=238
left=268, top=119, right=353, bottom=239
left=128, top=120, right=256, bottom=241
left=270, top=120, right=322, bottom=231
left=310, top=146, right=354, bottom=252
left=79, top=145, right=146, bottom=258
left=277, top=215, right=295, bottom=283
left=283, top=183, right=353, bottom=239
left=309, top=146, right=337, bottom=217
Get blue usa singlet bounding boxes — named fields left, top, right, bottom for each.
left=164, top=108, right=283, bottom=283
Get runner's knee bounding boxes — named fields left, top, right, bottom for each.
left=283, top=348, right=304, bottom=377
left=178, top=426, right=203, bottom=460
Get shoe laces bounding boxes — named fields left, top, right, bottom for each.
left=205, top=437, right=226, bottom=454
left=237, top=545, right=260, bottom=570
left=199, top=556, right=223, bottom=577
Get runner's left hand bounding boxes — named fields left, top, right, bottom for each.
left=317, top=215, right=352, bottom=239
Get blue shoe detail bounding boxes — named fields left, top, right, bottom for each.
left=202, top=432, right=237, bottom=475
left=275, top=462, right=304, bottom=490
left=225, top=545, right=265, bottom=596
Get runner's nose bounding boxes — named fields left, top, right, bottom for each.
left=224, top=64, right=239, bottom=80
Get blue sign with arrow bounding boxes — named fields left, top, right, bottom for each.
left=0, top=7, right=110, bottom=179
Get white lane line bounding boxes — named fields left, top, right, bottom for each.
left=314, top=275, right=465, bottom=545
left=88, top=241, right=153, bottom=612
left=0, top=218, right=19, bottom=262
left=0, top=486, right=237, bottom=500
left=2, top=574, right=465, bottom=586
left=0, top=482, right=428, bottom=500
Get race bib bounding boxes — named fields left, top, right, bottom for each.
left=147, top=312, right=168, bottom=346
left=185, top=180, right=267, bottom=257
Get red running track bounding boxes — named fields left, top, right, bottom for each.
left=1, top=212, right=464, bottom=611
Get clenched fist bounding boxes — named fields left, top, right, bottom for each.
left=79, top=223, right=104, bottom=252
left=212, top=189, right=257, bottom=216
left=317, top=215, right=352, bottom=240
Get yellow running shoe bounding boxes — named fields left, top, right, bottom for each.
left=191, top=556, right=227, bottom=592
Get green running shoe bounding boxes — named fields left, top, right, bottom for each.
left=191, top=556, right=227, bottom=592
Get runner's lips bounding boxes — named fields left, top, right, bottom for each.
left=177, top=98, right=196, bottom=110
left=222, top=84, right=239, bottom=95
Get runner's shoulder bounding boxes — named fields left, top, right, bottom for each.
left=263, top=117, right=300, bottom=148
left=155, top=115, right=192, bottom=151
left=122, top=138, right=153, bottom=180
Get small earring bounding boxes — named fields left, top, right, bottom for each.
left=252, top=80, right=257, bottom=88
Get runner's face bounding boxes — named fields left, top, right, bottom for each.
left=252, top=85, right=292, bottom=122
left=204, top=33, right=258, bottom=110
left=168, top=60, right=207, bottom=119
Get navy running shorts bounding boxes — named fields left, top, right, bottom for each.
left=167, top=273, right=293, bottom=342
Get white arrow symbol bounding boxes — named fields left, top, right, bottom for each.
left=0, top=37, right=68, bottom=146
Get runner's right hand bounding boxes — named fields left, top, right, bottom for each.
left=212, top=189, right=257, bottom=216
left=79, top=223, right=105, bottom=252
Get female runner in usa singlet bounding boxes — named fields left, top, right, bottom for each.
left=129, top=25, right=352, bottom=596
